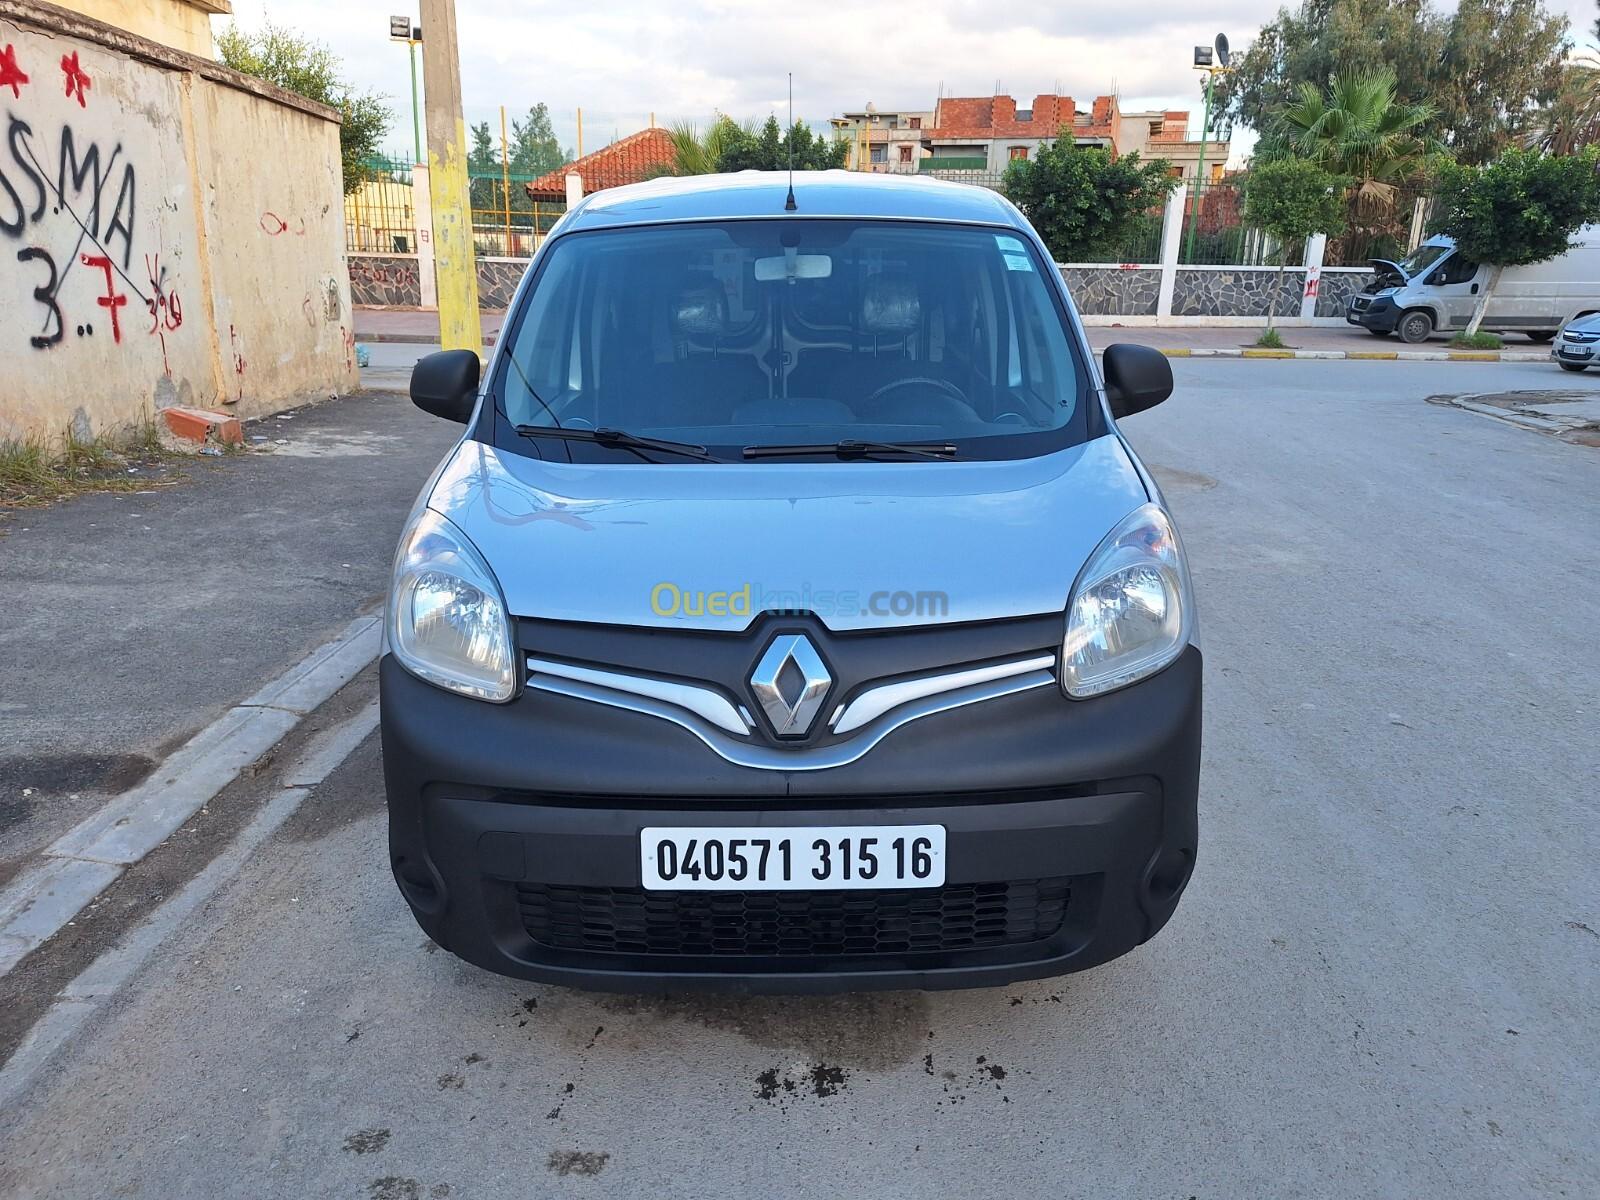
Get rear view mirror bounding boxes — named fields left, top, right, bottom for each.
left=754, top=252, right=832, bottom=282
left=410, top=350, right=481, bottom=423
left=1102, top=344, right=1173, bottom=420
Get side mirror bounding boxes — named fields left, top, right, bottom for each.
left=1102, top=343, right=1173, bottom=420
left=410, top=350, right=481, bottom=423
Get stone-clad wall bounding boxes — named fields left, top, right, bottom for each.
left=1317, top=269, right=1375, bottom=318
left=348, top=256, right=531, bottom=311
left=477, top=260, right=530, bottom=311
left=347, top=255, right=422, bottom=308
left=1171, top=268, right=1307, bottom=318
left=1059, top=268, right=1161, bottom=316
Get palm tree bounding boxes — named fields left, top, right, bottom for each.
left=653, top=116, right=751, bottom=177
left=1273, top=70, right=1439, bottom=261
left=1526, top=58, right=1600, bottom=155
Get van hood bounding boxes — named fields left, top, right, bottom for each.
left=426, top=435, right=1152, bottom=631
left=1370, top=258, right=1409, bottom=282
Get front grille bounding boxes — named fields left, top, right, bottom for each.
left=516, top=878, right=1071, bottom=958
left=1351, top=297, right=1370, bottom=310
left=1564, top=330, right=1599, bottom=343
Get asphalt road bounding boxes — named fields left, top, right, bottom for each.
left=1, top=360, right=1597, bottom=1199
left=0, top=387, right=458, bottom=882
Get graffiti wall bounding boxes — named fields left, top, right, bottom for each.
left=0, top=2, right=356, bottom=445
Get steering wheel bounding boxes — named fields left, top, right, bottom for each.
left=866, top=376, right=970, bottom=407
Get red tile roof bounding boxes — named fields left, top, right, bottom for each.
left=525, top=127, right=677, bottom=200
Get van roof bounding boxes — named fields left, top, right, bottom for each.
left=561, top=170, right=1025, bottom=232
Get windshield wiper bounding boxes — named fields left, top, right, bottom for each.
left=743, top=439, right=960, bottom=461
left=514, top=425, right=720, bottom=462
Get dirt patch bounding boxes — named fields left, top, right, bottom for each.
left=1149, top=465, right=1219, bottom=493
left=343, top=1128, right=391, bottom=1155
left=0, top=752, right=157, bottom=796
left=547, top=1150, right=610, bottom=1178
left=582, top=990, right=930, bottom=1071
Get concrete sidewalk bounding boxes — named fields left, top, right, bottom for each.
left=353, top=306, right=1556, bottom=362
left=0, top=389, right=458, bottom=883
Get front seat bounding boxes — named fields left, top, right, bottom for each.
left=657, top=285, right=766, bottom=425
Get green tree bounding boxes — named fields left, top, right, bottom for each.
left=1242, top=157, right=1348, bottom=331
left=716, top=115, right=850, bottom=172
left=1218, top=0, right=1569, bottom=164
left=1431, top=146, right=1600, bottom=334
left=215, top=22, right=391, bottom=194
left=467, top=121, right=498, bottom=212
left=1002, top=141, right=1178, bottom=262
left=508, top=104, right=570, bottom=177
left=1267, top=70, right=1437, bottom=260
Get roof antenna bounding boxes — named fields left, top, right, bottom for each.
left=784, top=72, right=797, bottom=211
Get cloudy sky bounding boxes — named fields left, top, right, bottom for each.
left=224, top=0, right=1597, bottom=167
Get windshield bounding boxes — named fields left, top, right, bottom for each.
left=1397, top=243, right=1450, bottom=278
left=492, top=219, right=1091, bottom=462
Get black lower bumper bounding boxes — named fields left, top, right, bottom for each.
left=380, top=645, right=1202, bottom=994
left=1347, top=299, right=1399, bottom=332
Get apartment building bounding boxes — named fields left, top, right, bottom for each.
left=834, top=93, right=1229, bottom=183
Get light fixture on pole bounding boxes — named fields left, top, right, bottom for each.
left=1185, top=33, right=1231, bottom=264
left=389, top=14, right=424, bottom=165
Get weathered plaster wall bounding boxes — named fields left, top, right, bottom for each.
left=57, top=0, right=218, bottom=59
left=1059, top=266, right=1161, bottom=316
left=0, top=1, right=355, bottom=445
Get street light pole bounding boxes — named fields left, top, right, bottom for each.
left=409, top=38, right=422, bottom=165
left=1186, top=67, right=1215, bottom=265
left=391, top=15, right=425, bottom=165
left=1183, top=36, right=1231, bottom=266
left=419, top=0, right=482, bottom=353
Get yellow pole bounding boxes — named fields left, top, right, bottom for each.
left=420, top=0, right=482, bottom=352
left=500, top=105, right=512, bottom=256
left=576, top=107, right=584, bottom=159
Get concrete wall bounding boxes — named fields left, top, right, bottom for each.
left=57, top=0, right=222, bottom=58
left=0, top=0, right=356, bottom=446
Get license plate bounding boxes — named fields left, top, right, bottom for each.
left=1560, top=346, right=1592, bottom=358
left=640, top=825, right=946, bottom=891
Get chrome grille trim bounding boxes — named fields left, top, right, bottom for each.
left=526, top=657, right=751, bottom=735
left=527, top=668, right=1057, bottom=771
left=831, top=654, right=1058, bottom=734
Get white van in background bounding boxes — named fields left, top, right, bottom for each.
left=1346, top=229, right=1600, bottom=344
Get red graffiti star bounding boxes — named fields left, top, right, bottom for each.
left=0, top=44, right=28, bottom=99
left=60, top=51, right=90, bottom=108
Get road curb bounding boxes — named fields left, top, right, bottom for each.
left=1154, top=347, right=1551, bottom=363
left=0, top=700, right=381, bottom=1109
left=0, top=615, right=382, bottom=978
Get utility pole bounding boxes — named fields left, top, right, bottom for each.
left=419, top=0, right=481, bottom=353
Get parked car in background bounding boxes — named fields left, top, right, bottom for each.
left=1551, top=310, right=1600, bottom=372
left=382, top=171, right=1202, bottom=994
left=1347, top=230, right=1600, bottom=344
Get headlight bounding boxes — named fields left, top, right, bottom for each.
left=388, top=508, right=516, bottom=702
left=1061, top=503, right=1193, bottom=698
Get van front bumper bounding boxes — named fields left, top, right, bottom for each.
left=1347, top=295, right=1398, bottom=331
left=380, top=645, right=1202, bottom=994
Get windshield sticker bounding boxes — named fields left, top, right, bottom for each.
left=995, top=235, right=1033, bottom=272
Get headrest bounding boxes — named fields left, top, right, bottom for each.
left=672, top=286, right=727, bottom=337
left=862, top=273, right=920, bottom=334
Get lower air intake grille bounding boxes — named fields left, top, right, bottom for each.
left=515, top=878, right=1071, bottom=958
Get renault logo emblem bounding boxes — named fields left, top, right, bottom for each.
left=750, top=634, right=832, bottom=738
